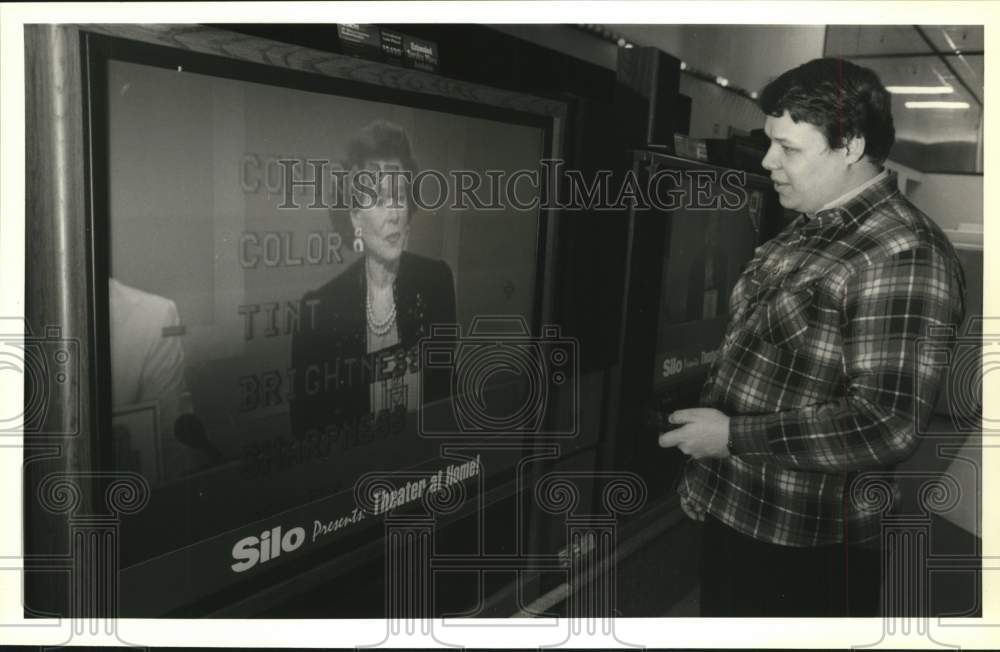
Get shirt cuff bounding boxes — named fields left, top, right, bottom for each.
left=728, top=413, right=782, bottom=456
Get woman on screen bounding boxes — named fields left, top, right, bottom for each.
left=290, top=120, right=456, bottom=439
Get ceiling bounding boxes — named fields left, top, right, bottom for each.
left=825, top=25, right=983, bottom=59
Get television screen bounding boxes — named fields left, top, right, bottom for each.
left=613, top=151, right=778, bottom=507
left=97, top=43, right=558, bottom=615
left=650, top=166, right=771, bottom=398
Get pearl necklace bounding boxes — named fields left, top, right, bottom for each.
left=366, top=287, right=397, bottom=336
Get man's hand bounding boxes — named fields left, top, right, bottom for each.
left=679, top=494, right=706, bottom=522
left=658, top=407, right=731, bottom=460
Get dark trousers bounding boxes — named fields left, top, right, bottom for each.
left=699, top=515, right=881, bottom=617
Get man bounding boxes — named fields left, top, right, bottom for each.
left=659, top=58, right=966, bottom=617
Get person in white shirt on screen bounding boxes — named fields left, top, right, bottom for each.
left=110, top=277, right=211, bottom=483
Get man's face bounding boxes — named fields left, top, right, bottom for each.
left=761, top=111, right=854, bottom=214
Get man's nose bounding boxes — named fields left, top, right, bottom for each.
left=761, top=146, right=780, bottom=172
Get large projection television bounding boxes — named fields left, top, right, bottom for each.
left=24, top=26, right=567, bottom=617
left=612, top=150, right=782, bottom=503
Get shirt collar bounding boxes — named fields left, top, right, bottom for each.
left=819, top=168, right=890, bottom=211
left=797, top=168, right=897, bottom=231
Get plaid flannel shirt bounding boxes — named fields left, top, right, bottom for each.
left=679, top=170, right=966, bottom=547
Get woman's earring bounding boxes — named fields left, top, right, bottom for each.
left=353, top=226, right=364, bottom=253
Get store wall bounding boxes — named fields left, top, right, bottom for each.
left=680, top=75, right=763, bottom=138
left=616, top=25, right=826, bottom=93
left=907, top=173, right=984, bottom=231
left=496, top=25, right=825, bottom=139
left=628, top=25, right=825, bottom=138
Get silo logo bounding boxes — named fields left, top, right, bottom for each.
left=231, top=524, right=306, bottom=573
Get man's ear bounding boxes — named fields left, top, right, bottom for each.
left=844, top=135, right=867, bottom=166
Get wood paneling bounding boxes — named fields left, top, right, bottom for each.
left=80, top=24, right=567, bottom=119
left=23, top=23, right=92, bottom=616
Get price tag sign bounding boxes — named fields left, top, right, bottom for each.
left=404, top=35, right=439, bottom=73
left=337, top=24, right=382, bottom=59
left=380, top=28, right=405, bottom=66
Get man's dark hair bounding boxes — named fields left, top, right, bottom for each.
left=759, top=58, right=895, bottom=164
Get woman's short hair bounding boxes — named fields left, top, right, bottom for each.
left=759, top=58, right=895, bottom=164
left=345, top=119, right=419, bottom=178
left=331, top=119, right=419, bottom=236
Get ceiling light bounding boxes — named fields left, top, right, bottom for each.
left=750, top=91, right=758, bottom=99
left=904, top=101, right=970, bottom=109
left=716, top=76, right=729, bottom=87
left=617, top=37, right=626, bottom=47
left=886, top=85, right=955, bottom=94
left=680, top=61, right=687, bottom=71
